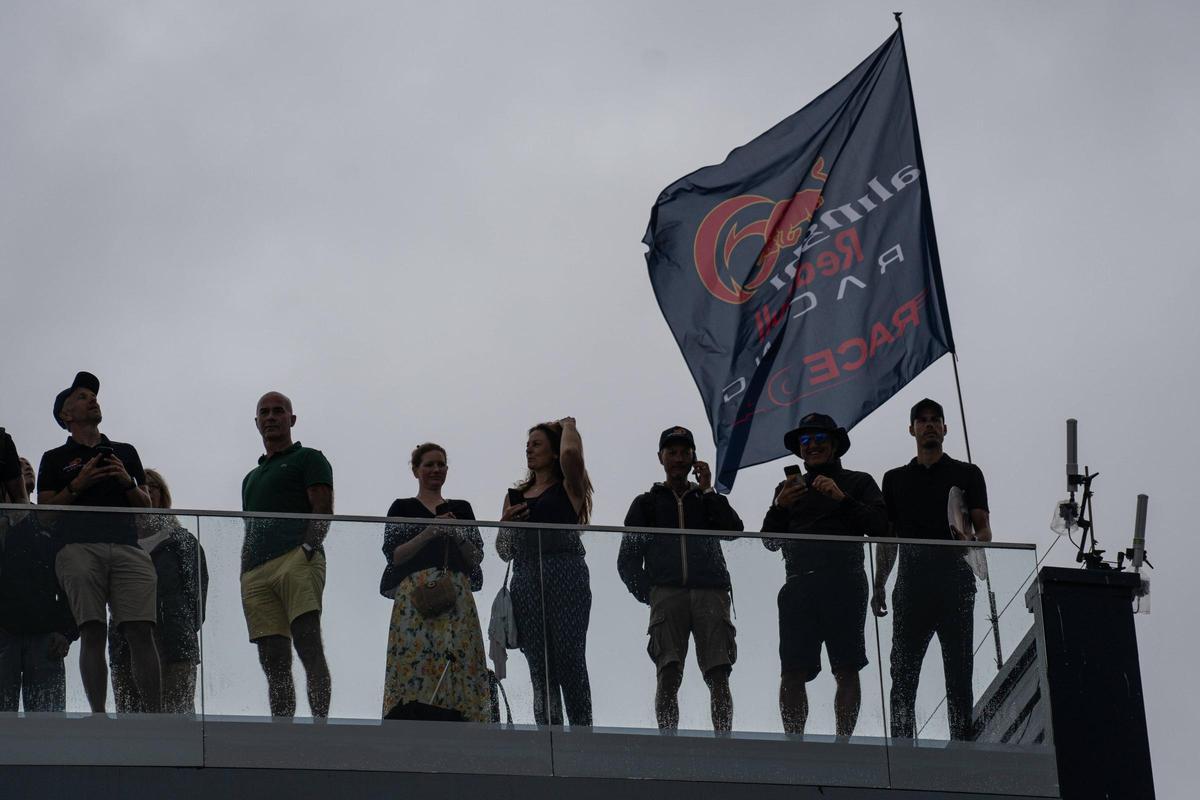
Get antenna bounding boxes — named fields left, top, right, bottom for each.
left=1131, top=494, right=1148, bottom=573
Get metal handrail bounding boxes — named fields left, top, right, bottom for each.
left=0, top=502, right=1035, bottom=550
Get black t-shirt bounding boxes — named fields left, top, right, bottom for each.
left=379, top=498, right=483, bottom=595
left=882, top=454, right=988, bottom=585
left=36, top=435, right=147, bottom=545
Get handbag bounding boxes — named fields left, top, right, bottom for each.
left=487, top=561, right=520, bottom=678
left=411, top=538, right=457, bottom=618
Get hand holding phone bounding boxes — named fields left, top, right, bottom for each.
left=503, top=488, right=530, bottom=522
left=775, top=465, right=808, bottom=508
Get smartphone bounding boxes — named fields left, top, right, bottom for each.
left=783, top=465, right=801, bottom=479
left=434, top=502, right=453, bottom=516
left=94, top=445, right=115, bottom=462
left=506, top=488, right=526, bottom=508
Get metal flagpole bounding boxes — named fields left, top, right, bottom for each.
left=951, top=353, right=1003, bottom=670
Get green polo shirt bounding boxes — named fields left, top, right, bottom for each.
left=240, top=442, right=333, bottom=573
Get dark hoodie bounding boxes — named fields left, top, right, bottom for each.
left=761, top=459, right=887, bottom=575
left=0, top=512, right=76, bottom=640
left=618, top=482, right=743, bottom=604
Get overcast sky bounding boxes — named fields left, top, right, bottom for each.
left=2, top=0, right=1195, bottom=793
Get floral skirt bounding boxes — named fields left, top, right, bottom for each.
left=381, top=568, right=490, bottom=722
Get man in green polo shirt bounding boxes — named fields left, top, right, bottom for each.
left=241, top=391, right=334, bottom=718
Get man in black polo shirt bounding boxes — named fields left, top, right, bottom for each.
left=871, top=398, right=992, bottom=740
left=241, top=391, right=334, bottom=718
left=761, top=413, right=887, bottom=736
left=36, top=371, right=161, bottom=713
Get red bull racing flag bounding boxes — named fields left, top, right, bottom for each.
left=644, top=24, right=955, bottom=492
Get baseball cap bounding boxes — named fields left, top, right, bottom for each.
left=910, top=398, right=945, bottom=422
left=658, top=426, right=696, bottom=450
left=52, top=371, right=100, bottom=430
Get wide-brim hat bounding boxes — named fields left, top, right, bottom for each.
left=784, top=412, right=850, bottom=457
left=53, top=371, right=100, bottom=430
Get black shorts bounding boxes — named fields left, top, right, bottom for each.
left=778, top=568, right=869, bottom=680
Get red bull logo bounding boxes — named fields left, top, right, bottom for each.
left=692, top=158, right=827, bottom=305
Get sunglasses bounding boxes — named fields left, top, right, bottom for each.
left=798, top=432, right=831, bottom=447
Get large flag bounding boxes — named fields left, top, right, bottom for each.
left=643, top=24, right=954, bottom=491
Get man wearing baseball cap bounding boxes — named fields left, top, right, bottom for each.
left=618, top=426, right=743, bottom=731
left=872, top=398, right=992, bottom=740
left=761, top=412, right=887, bottom=736
left=36, top=371, right=161, bottom=713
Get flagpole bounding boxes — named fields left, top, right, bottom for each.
left=951, top=353, right=973, bottom=463
left=896, top=15, right=1003, bottom=673
left=950, top=353, right=1001, bottom=670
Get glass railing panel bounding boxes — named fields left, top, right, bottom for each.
left=552, top=523, right=889, bottom=787
left=0, top=506, right=204, bottom=766
left=872, top=537, right=1057, bottom=796
left=1, top=505, right=1060, bottom=791
left=196, top=513, right=540, bottom=725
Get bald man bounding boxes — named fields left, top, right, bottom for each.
left=240, top=392, right=334, bottom=718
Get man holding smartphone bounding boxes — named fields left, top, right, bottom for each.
left=761, top=412, right=886, bottom=736
left=36, top=371, right=160, bottom=713
left=618, top=426, right=743, bottom=731
left=241, top=391, right=334, bottom=718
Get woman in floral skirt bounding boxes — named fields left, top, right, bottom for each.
left=380, top=443, right=489, bottom=721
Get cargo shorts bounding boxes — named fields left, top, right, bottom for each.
left=646, top=585, right=736, bottom=678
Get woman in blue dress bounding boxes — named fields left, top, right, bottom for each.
left=497, top=417, right=594, bottom=726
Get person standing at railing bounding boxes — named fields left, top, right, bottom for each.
left=36, top=371, right=160, bottom=713
left=871, top=398, right=992, bottom=740
left=240, top=391, right=333, bottom=718
left=1, top=449, right=76, bottom=712
left=497, top=418, right=594, bottom=727
left=378, top=443, right=489, bottom=721
left=617, top=426, right=743, bottom=732
left=109, top=469, right=208, bottom=714
left=760, top=413, right=887, bottom=737
left=0, top=428, right=28, bottom=506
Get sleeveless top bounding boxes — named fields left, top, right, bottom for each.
left=512, top=482, right=585, bottom=560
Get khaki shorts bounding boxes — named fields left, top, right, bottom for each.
left=647, top=585, right=736, bottom=677
left=240, top=546, right=326, bottom=642
left=55, top=542, right=157, bottom=627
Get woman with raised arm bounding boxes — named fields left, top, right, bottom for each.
left=380, top=443, right=489, bottom=721
left=497, top=417, right=594, bottom=726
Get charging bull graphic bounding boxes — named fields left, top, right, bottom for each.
left=693, top=159, right=827, bottom=305
left=644, top=25, right=956, bottom=491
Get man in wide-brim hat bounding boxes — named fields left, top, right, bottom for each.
left=762, top=412, right=887, bottom=737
